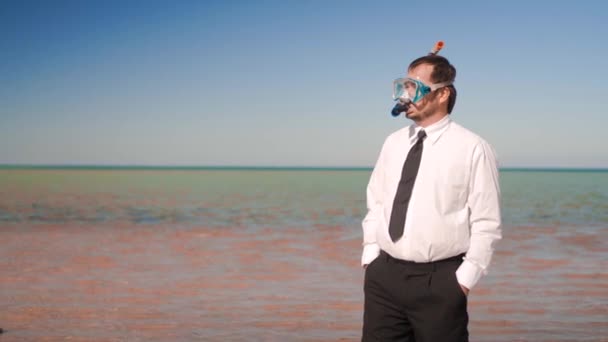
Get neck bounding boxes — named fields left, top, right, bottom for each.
left=413, top=111, right=448, bottom=128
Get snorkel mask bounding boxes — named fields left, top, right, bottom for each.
left=391, top=41, right=453, bottom=117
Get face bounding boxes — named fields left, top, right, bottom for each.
left=405, top=63, right=447, bottom=123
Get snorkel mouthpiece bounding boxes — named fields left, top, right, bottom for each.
left=391, top=100, right=411, bottom=117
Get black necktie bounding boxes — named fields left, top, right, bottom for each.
left=388, top=130, right=426, bottom=242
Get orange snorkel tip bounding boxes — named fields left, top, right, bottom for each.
left=429, top=41, right=444, bottom=55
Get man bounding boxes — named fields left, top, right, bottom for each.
left=361, top=47, right=502, bottom=342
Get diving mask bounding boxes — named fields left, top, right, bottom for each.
left=392, top=77, right=453, bottom=104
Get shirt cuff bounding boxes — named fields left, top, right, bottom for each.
left=361, top=243, right=381, bottom=267
left=455, top=259, right=485, bottom=290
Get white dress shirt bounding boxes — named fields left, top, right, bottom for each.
left=361, top=115, right=502, bottom=290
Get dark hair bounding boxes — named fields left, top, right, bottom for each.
left=408, top=55, right=457, bottom=114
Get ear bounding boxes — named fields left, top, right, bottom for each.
left=438, top=87, right=450, bottom=104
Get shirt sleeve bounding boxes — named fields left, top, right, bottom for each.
left=361, top=141, right=387, bottom=266
left=456, top=140, right=502, bottom=290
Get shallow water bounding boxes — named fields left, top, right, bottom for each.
left=0, top=169, right=607, bottom=341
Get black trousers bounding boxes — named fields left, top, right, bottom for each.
left=362, top=251, right=468, bottom=342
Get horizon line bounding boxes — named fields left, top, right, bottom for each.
left=1, top=164, right=608, bottom=172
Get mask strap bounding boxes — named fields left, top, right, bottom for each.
left=429, top=81, right=453, bottom=91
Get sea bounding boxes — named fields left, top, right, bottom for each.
left=2, top=167, right=607, bottom=228
left=0, top=167, right=607, bottom=341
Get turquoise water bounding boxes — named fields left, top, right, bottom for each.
left=1, top=168, right=607, bottom=341
left=1, top=169, right=607, bottom=228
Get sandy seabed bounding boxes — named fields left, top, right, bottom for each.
left=1, top=223, right=607, bottom=342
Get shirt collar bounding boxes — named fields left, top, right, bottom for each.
left=408, top=115, right=452, bottom=145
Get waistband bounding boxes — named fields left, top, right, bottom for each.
left=379, top=250, right=465, bottom=271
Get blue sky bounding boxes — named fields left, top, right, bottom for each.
left=1, top=0, right=607, bottom=167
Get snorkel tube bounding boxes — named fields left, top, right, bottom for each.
left=391, top=41, right=445, bottom=117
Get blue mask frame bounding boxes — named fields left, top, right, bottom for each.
left=393, top=77, right=452, bottom=104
